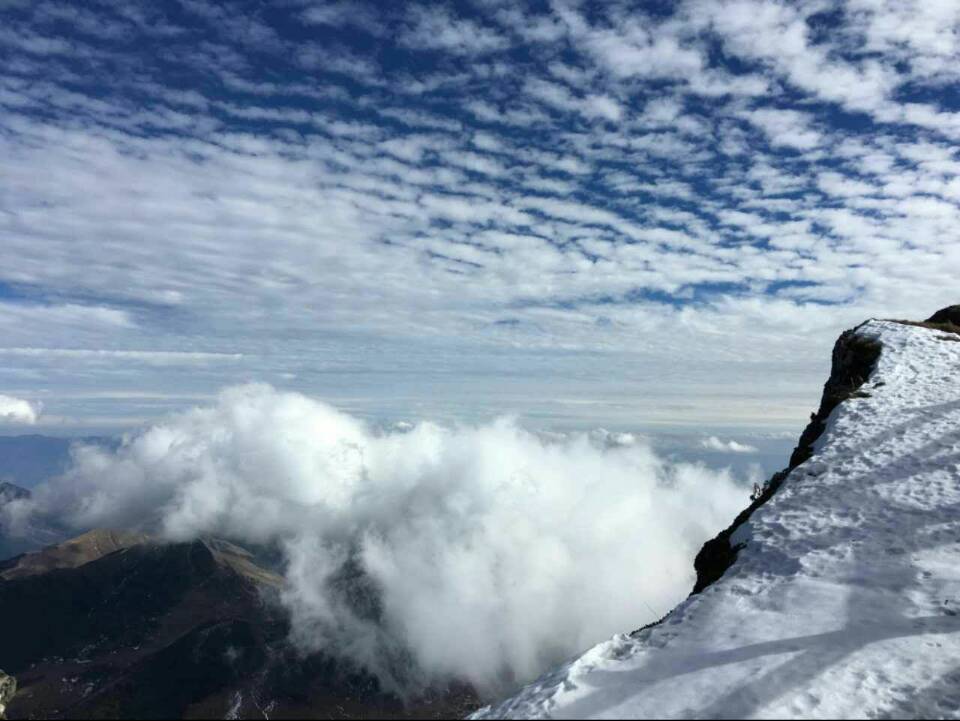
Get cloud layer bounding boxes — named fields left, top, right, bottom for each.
left=4, top=384, right=746, bottom=693
left=0, top=0, right=958, bottom=430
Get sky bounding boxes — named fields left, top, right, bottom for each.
left=0, top=0, right=958, bottom=437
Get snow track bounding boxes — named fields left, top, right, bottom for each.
left=476, top=320, right=960, bottom=719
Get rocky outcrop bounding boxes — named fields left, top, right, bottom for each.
left=0, top=671, right=15, bottom=720
left=688, top=321, right=881, bottom=596
left=690, top=306, right=955, bottom=599
left=926, top=305, right=960, bottom=327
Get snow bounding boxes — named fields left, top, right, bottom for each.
left=474, top=320, right=960, bottom=719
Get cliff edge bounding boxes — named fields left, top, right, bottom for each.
left=475, top=311, right=960, bottom=719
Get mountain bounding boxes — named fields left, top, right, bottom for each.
left=0, top=533, right=478, bottom=719
left=476, top=310, right=960, bottom=719
left=0, top=528, right=150, bottom=581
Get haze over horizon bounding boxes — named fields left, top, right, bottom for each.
left=1, top=0, right=958, bottom=435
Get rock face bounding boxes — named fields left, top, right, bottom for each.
left=926, top=304, right=960, bottom=326
left=0, top=671, right=15, bottom=720
left=0, top=532, right=476, bottom=719
left=692, top=323, right=881, bottom=595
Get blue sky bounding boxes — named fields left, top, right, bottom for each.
left=0, top=0, right=958, bottom=436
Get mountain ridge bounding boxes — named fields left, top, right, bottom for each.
left=475, top=307, right=960, bottom=719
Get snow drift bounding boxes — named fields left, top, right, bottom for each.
left=1, top=385, right=745, bottom=694
left=476, top=317, right=960, bottom=719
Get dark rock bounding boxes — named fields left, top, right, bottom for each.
left=689, top=321, right=881, bottom=597
left=926, top=305, right=960, bottom=326
left=788, top=325, right=881, bottom=468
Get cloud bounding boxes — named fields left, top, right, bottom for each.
left=582, top=94, right=624, bottom=122
left=0, top=0, right=958, bottom=432
left=0, top=394, right=39, bottom=424
left=400, top=5, right=508, bottom=55
left=700, top=436, right=759, bottom=453
left=743, top=108, right=822, bottom=150
left=8, top=384, right=747, bottom=694
left=0, top=348, right=242, bottom=364
left=299, top=1, right=386, bottom=35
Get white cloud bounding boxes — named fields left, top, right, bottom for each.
left=0, top=394, right=39, bottom=424
left=744, top=108, right=822, bottom=150
left=0, top=0, right=958, bottom=433
left=0, top=348, right=243, bottom=365
left=582, top=94, right=624, bottom=122
left=400, top=5, right=508, bottom=55
left=8, top=385, right=747, bottom=692
left=700, top=436, right=759, bottom=453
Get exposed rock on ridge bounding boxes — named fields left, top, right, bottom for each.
left=690, top=321, right=881, bottom=596
left=475, top=306, right=960, bottom=719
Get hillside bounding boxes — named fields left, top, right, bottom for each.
left=476, top=314, right=960, bottom=719
left=0, top=535, right=476, bottom=719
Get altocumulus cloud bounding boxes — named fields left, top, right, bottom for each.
left=0, top=0, right=958, bottom=429
left=6, top=384, right=746, bottom=694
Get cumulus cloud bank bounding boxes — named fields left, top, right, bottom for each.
left=8, top=385, right=746, bottom=694
left=0, top=394, right=39, bottom=424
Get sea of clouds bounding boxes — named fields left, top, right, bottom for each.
left=1, top=384, right=746, bottom=695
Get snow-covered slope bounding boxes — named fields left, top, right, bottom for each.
left=476, top=319, right=960, bottom=719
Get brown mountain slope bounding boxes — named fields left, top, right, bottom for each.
left=1, top=534, right=477, bottom=719
left=0, top=529, right=151, bottom=581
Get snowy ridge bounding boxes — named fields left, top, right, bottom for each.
left=475, top=319, right=960, bottom=719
